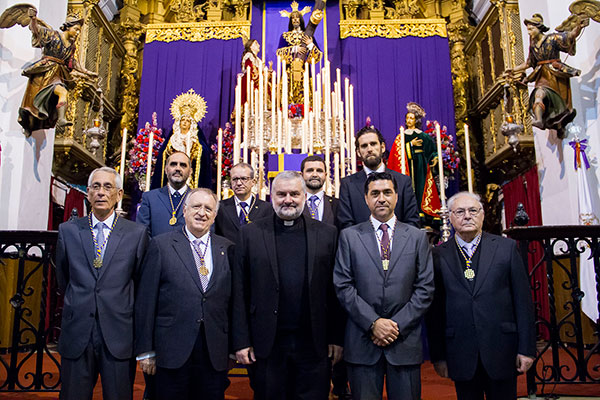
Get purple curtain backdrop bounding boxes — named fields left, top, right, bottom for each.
left=137, top=38, right=243, bottom=145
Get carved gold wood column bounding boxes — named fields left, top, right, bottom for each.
left=118, top=20, right=144, bottom=138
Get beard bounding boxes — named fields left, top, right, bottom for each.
left=274, top=202, right=305, bottom=220
left=362, top=154, right=382, bottom=170
left=305, top=178, right=324, bottom=191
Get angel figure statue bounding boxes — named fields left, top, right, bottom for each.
left=504, top=8, right=594, bottom=138
left=0, top=4, right=97, bottom=136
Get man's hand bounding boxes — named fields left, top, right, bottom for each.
left=139, top=357, right=156, bottom=375
left=371, top=318, right=399, bottom=346
left=328, top=344, right=343, bottom=365
left=302, top=34, right=313, bottom=46
left=235, top=347, right=256, bottom=364
left=516, top=354, right=534, bottom=374
left=370, top=334, right=389, bottom=347
left=433, top=361, right=449, bottom=378
left=410, top=138, right=423, bottom=147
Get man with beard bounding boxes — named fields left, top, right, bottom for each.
left=232, top=171, right=344, bottom=399
left=301, top=155, right=339, bottom=228
left=214, top=162, right=273, bottom=243
left=338, top=125, right=419, bottom=229
left=137, top=152, right=191, bottom=237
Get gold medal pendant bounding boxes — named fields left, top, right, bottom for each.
left=464, top=268, right=475, bottom=280
left=169, top=216, right=177, bottom=226
left=199, top=266, right=209, bottom=276
left=93, top=257, right=103, bottom=269
left=382, top=260, right=389, bottom=271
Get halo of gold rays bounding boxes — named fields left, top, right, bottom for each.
left=170, top=89, right=207, bottom=122
left=280, top=1, right=311, bottom=18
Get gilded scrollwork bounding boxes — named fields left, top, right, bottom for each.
left=118, top=20, right=144, bottom=135
left=145, top=21, right=251, bottom=43
left=339, top=19, right=446, bottom=39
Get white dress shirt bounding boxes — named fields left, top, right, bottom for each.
left=185, top=226, right=214, bottom=283
left=370, top=214, right=398, bottom=256
left=306, top=190, right=325, bottom=221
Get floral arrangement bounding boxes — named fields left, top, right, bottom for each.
left=424, top=120, right=460, bottom=175
left=127, top=112, right=165, bottom=191
left=211, top=122, right=234, bottom=180
left=289, top=103, right=305, bottom=119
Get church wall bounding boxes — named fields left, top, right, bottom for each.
left=518, top=0, right=600, bottom=225
left=0, top=0, right=68, bottom=230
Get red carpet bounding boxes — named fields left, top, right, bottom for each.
left=1, top=353, right=598, bottom=399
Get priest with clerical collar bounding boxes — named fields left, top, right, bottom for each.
left=214, top=162, right=272, bottom=244
left=232, top=171, right=344, bottom=399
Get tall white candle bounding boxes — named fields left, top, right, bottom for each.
left=243, top=103, right=249, bottom=163
left=349, top=85, right=356, bottom=173
left=334, top=152, right=340, bottom=198
left=119, top=128, right=127, bottom=184
left=217, top=128, right=223, bottom=199
left=464, top=123, right=473, bottom=193
left=400, top=126, right=406, bottom=175
left=145, top=129, right=154, bottom=192
left=435, top=123, right=446, bottom=207
left=234, top=76, right=242, bottom=165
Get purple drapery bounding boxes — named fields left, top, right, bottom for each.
left=137, top=39, right=243, bottom=144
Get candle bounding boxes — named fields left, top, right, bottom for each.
left=145, top=129, right=154, bottom=192
left=246, top=65, right=250, bottom=108
left=464, top=123, right=473, bottom=193
left=304, top=61, right=309, bottom=121
left=334, top=152, right=340, bottom=198
left=277, top=111, right=282, bottom=154
left=349, top=85, right=356, bottom=173
left=234, top=75, right=241, bottom=165
left=217, top=128, right=223, bottom=199
left=435, top=123, right=446, bottom=207
left=117, top=127, right=127, bottom=210
left=400, top=126, right=406, bottom=175
left=243, top=102, right=249, bottom=163
left=309, top=111, right=314, bottom=154
left=272, top=70, right=277, bottom=151
left=339, top=100, right=345, bottom=178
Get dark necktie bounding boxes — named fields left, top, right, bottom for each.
left=307, top=195, right=319, bottom=220
left=172, top=191, right=181, bottom=201
left=239, top=202, right=248, bottom=225
left=380, top=223, right=390, bottom=260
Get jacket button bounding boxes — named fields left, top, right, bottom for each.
left=273, top=310, right=278, bottom=315
left=196, top=319, right=202, bottom=323
left=202, top=298, right=206, bottom=302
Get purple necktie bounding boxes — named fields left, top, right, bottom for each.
left=380, top=223, right=390, bottom=260
left=192, top=239, right=209, bottom=291
left=307, top=195, right=319, bottom=220
left=239, top=202, right=248, bottom=225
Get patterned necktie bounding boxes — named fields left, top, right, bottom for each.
left=379, top=223, right=390, bottom=260
left=307, top=195, right=319, bottom=220
left=95, top=222, right=106, bottom=259
left=463, top=244, right=472, bottom=258
left=172, top=191, right=181, bottom=201
left=192, top=239, right=209, bottom=291
left=239, top=202, right=248, bottom=225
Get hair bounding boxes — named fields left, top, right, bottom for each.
left=406, top=112, right=423, bottom=130
left=364, top=172, right=397, bottom=195
left=60, top=19, right=83, bottom=32
left=271, top=170, right=307, bottom=194
left=300, top=155, right=326, bottom=172
left=447, top=191, right=483, bottom=211
left=355, top=125, right=386, bottom=150
left=184, top=188, right=220, bottom=213
left=88, top=167, right=123, bottom=190
left=287, top=11, right=306, bottom=31
left=166, top=151, right=191, bottom=165
left=231, top=162, right=255, bottom=179
left=244, top=39, right=258, bottom=53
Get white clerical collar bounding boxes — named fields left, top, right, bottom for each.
left=185, top=226, right=210, bottom=244
left=370, top=214, right=397, bottom=232
left=307, top=190, right=324, bottom=201
left=363, top=163, right=385, bottom=175
left=168, top=184, right=188, bottom=196
left=455, top=233, right=482, bottom=248
left=91, top=211, right=115, bottom=228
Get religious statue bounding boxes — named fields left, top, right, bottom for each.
left=159, top=89, right=210, bottom=189
left=388, top=102, right=441, bottom=223
left=504, top=12, right=588, bottom=138
left=0, top=4, right=97, bottom=136
left=277, top=1, right=322, bottom=105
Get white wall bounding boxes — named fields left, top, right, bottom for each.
left=517, top=1, right=600, bottom=225
left=0, top=0, right=68, bottom=229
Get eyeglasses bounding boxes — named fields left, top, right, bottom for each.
left=231, top=177, right=252, bottom=184
left=451, top=207, right=482, bottom=218
left=188, top=205, right=214, bottom=215
left=89, top=183, right=117, bottom=192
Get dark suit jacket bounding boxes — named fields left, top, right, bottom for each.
left=137, top=186, right=186, bottom=237
left=214, top=196, right=273, bottom=243
left=56, top=216, right=149, bottom=360
left=135, top=231, right=234, bottom=371
left=302, top=194, right=339, bottom=229
left=232, top=215, right=343, bottom=358
left=334, top=220, right=434, bottom=366
left=338, top=168, right=419, bottom=229
left=426, top=233, right=536, bottom=381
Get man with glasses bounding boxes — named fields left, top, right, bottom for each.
left=56, top=167, right=149, bottom=400
left=214, top=162, right=272, bottom=243
left=136, top=188, right=234, bottom=399
left=427, top=191, right=535, bottom=400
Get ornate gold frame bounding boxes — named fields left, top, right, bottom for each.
left=339, top=18, right=447, bottom=39
left=146, top=21, right=251, bottom=43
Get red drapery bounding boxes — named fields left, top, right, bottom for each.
left=502, top=166, right=549, bottom=339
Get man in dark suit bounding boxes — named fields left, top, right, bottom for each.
left=137, top=151, right=191, bottom=237
left=338, top=125, right=419, bottom=229
left=301, top=155, right=339, bottom=228
left=135, top=188, right=234, bottom=399
left=232, top=171, right=344, bottom=399
left=427, top=191, right=536, bottom=400
left=214, top=162, right=272, bottom=243
left=56, top=167, right=149, bottom=400
left=334, top=172, right=434, bottom=399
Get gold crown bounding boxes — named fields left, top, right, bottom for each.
left=170, top=89, right=207, bottom=123
left=280, top=1, right=311, bottom=18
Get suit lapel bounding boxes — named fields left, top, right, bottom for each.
left=98, top=218, right=125, bottom=280
left=77, top=217, right=96, bottom=275
left=322, top=196, right=334, bottom=225
left=386, top=223, right=410, bottom=276
left=248, top=197, right=264, bottom=221
left=172, top=230, right=204, bottom=292
left=473, top=233, right=497, bottom=295
left=357, top=222, right=385, bottom=279
left=224, top=198, right=241, bottom=231
left=262, top=219, right=279, bottom=285
left=158, top=186, right=173, bottom=214
left=305, top=216, right=317, bottom=284
left=444, top=240, right=472, bottom=293
left=205, top=236, right=225, bottom=293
